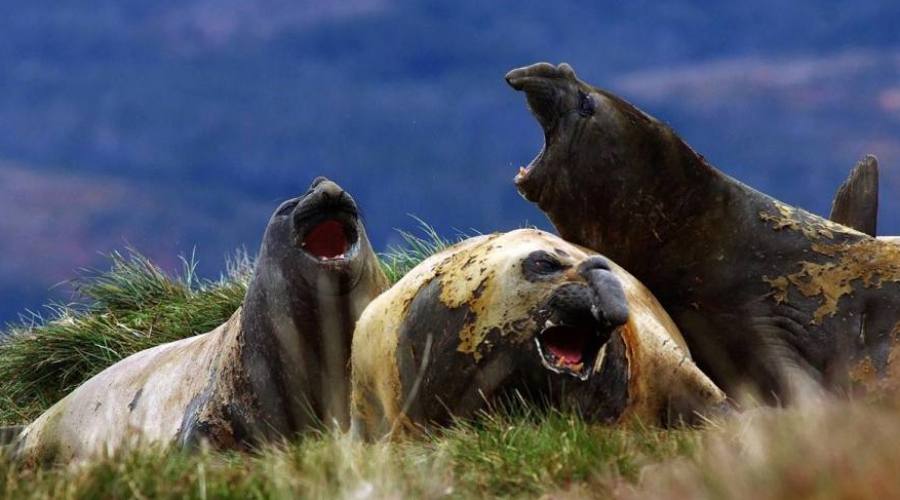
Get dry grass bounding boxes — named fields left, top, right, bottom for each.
left=620, top=397, right=900, bottom=500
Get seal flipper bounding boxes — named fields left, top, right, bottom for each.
left=829, top=155, right=879, bottom=236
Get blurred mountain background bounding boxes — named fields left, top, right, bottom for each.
left=2, top=0, right=900, bottom=325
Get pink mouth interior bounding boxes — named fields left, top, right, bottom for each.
left=303, top=220, right=349, bottom=259
left=541, top=326, right=588, bottom=364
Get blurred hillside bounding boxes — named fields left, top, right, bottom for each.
left=2, top=0, right=900, bottom=324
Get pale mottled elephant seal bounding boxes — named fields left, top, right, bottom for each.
left=506, top=62, right=900, bottom=402
left=350, top=229, right=726, bottom=440
left=14, top=177, right=388, bottom=464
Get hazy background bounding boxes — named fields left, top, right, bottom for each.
left=2, top=1, right=900, bottom=325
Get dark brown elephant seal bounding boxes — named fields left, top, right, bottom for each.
left=350, top=229, right=726, bottom=441
left=506, top=62, right=900, bottom=402
left=13, top=177, right=388, bottom=464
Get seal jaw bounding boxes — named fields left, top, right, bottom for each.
left=292, top=179, right=364, bottom=267
left=535, top=321, right=612, bottom=381
left=506, top=62, right=580, bottom=205
left=297, top=212, right=361, bottom=264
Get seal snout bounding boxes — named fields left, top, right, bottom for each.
left=534, top=258, right=629, bottom=380
left=292, top=177, right=361, bottom=262
left=505, top=62, right=577, bottom=90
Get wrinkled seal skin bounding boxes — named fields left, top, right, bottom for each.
left=506, top=62, right=900, bottom=402
left=350, top=229, right=725, bottom=441
left=13, top=177, right=388, bottom=464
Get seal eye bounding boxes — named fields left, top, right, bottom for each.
left=577, top=91, right=595, bottom=117
left=523, top=250, right=568, bottom=281
left=533, top=258, right=563, bottom=273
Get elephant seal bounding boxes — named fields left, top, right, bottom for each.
left=506, top=62, right=900, bottom=402
left=350, top=229, right=726, bottom=441
left=13, top=177, right=388, bottom=464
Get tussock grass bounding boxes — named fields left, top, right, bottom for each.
left=379, top=218, right=460, bottom=284
left=0, top=250, right=251, bottom=424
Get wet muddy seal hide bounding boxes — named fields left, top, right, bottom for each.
left=506, top=62, right=900, bottom=403
left=350, top=229, right=726, bottom=441
left=12, top=177, right=388, bottom=464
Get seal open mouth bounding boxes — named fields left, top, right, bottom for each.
left=295, top=200, right=361, bottom=263
left=302, top=219, right=355, bottom=260
left=299, top=214, right=360, bottom=262
left=535, top=321, right=609, bottom=381
left=505, top=63, right=574, bottom=202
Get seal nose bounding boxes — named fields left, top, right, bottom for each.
left=577, top=256, right=612, bottom=276
left=311, top=178, right=345, bottom=201
left=309, top=176, right=330, bottom=189
left=505, top=62, right=577, bottom=89
left=578, top=257, right=629, bottom=328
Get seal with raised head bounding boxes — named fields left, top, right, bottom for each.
left=506, top=62, right=900, bottom=402
left=350, top=229, right=726, bottom=441
left=13, top=177, right=388, bottom=464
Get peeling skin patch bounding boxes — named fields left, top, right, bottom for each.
left=763, top=276, right=790, bottom=304
left=759, top=201, right=899, bottom=323
left=851, top=323, right=900, bottom=395
left=849, top=356, right=878, bottom=389
left=765, top=238, right=900, bottom=323
left=758, top=201, right=863, bottom=241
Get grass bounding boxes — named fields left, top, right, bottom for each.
left=0, top=410, right=700, bottom=499
left=3, top=224, right=900, bottom=498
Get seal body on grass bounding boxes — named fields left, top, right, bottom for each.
left=14, top=177, right=388, bottom=464
left=350, top=229, right=725, bottom=441
left=506, top=62, right=900, bottom=402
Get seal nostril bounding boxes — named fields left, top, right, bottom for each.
left=577, top=256, right=611, bottom=276
left=310, top=176, right=329, bottom=189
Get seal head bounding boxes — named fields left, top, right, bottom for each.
left=350, top=229, right=726, bottom=440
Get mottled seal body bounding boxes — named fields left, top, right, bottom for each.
left=350, top=229, right=725, bottom=441
left=506, top=62, right=900, bottom=402
left=14, top=177, right=388, bottom=464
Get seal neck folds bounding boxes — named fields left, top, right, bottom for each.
left=239, top=177, right=386, bottom=437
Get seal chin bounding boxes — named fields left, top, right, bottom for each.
left=534, top=320, right=611, bottom=381
left=514, top=137, right=547, bottom=204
